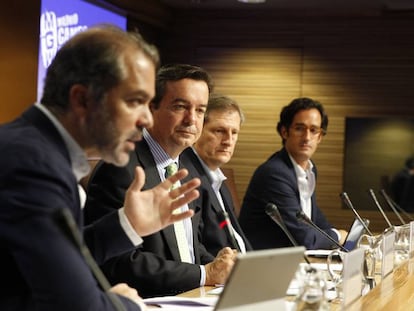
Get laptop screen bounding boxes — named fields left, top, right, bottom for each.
left=342, top=218, right=370, bottom=251
left=214, top=246, right=305, bottom=310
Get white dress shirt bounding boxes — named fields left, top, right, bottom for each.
left=194, top=149, right=246, bottom=253
left=289, top=153, right=341, bottom=241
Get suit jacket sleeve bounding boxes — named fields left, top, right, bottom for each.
left=0, top=136, right=140, bottom=311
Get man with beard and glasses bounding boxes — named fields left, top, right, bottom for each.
left=0, top=26, right=201, bottom=311
left=85, top=64, right=236, bottom=298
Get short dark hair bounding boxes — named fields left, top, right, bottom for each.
left=204, top=93, right=245, bottom=125
left=151, top=64, right=214, bottom=109
left=276, top=97, right=328, bottom=143
left=41, top=25, right=159, bottom=113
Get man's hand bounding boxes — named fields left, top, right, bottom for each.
left=110, top=283, right=146, bottom=309
left=123, top=166, right=200, bottom=237
left=338, top=229, right=348, bottom=245
left=205, top=247, right=237, bottom=286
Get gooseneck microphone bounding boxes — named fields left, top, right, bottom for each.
left=219, top=211, right=242, bottom=253
left=296, top=210, right=348, bottom=252
left=52, top=208, right=126, bottom=311
left=380, top=189, right=412, bottom=223
left=368, top=188, right=393, bottom=229
left=265, top=203, right=312, bottom=265
left=340, top=192, right=373, bottom=236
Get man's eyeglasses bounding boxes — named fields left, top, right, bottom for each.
left=290, top=125, right=324, bottom=137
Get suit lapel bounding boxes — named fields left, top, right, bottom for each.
left=137, top=142, right=199, bottom=261
left=134, top=140, right=162, bottom=189
left=23, top=106, right=81, bottom=221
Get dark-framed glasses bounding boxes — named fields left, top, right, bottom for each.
left=290, top=125, right=324, bottom=137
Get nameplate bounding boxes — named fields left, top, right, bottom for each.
left=409, top=221, right=414, bottom=258
left=381, top=230, right=395, bottom=278
left=341, top=248, right=365, bottom=308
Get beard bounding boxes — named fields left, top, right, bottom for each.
left=85, top=101, right=130, bottom=167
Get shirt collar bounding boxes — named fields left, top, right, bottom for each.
left=288, top=153, right=314, bottom=179
left=143, top=128, right=179, bottom=174
left=35, top=103, right=90, bottom=181
left=193, top=148, right=227, bottom=191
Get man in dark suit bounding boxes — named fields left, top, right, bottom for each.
left=85, top=64, right=236, bottom=298
left=183, top=94, right=252, bottom=256
left=239, top=97, right=348, bottom=250
left=0, top=26, right=202, bottom=311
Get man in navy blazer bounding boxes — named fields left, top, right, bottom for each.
left=85, top=64, right=236, bottom=298
left=0, top=26, right=201, bottom=311
left=239, top=97, right=348, bottom=250
left=182, top=94, right=252, bottom=256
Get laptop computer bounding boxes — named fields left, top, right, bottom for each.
left=342, top=218, right=370, bottom=251
left=214, top=246, right=305, bottom=311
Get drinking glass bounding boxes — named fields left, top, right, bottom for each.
left=294, top=264, right=329, bottom=311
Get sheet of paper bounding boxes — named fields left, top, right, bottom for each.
left=144, top=296, right=218, bottom=310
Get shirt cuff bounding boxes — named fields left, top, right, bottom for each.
left=331, top=228, right=341, bottom=242
left=199, top=265, right=206, bottom=286
left=118, top=207, right=143, bottom=246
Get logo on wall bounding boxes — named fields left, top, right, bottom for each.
left=39, top=11, right=87, bottom=68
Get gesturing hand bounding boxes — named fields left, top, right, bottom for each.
left=123, top=166, right=200, bottom=237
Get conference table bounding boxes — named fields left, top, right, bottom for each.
left=178, top=257, right=414, bottom=310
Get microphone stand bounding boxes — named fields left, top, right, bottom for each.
left=296, top=209, right=377, bottom=291
left=265, top=203, right=312, bottom=265
left=340, top=192, right=373, bottom=236
left=296, top=210, right=348, bottom=252
left=265, top=202, right=318, bottom=279
left=219, top=211, right=242, bottom=253
left=380, top=189, right=412, bottom=223
left=52, top=208, right=127, bottom=311
left=368, top=189, right=393, bottom=229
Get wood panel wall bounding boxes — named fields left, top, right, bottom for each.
left=154, top=12, right=414, bottom=232
left=3, top=0, right=414, bottom=233
left=0, top=0, right=40, bottom=124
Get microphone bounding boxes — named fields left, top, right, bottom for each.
left=219, top=211, right=242, bottom=253
left=296, top=210, right=348, bottom=252
left=340, top=192, right=373, bottom=236
left=380, top=189, right=412, bottom=223
left=265, top=203, right=312, bottom=266
left=368, top=188, right=393, bottom=229
left=52, top=208, right=126, bottom=311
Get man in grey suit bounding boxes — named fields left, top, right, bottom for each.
left=85, top=64, right=236, bottom=298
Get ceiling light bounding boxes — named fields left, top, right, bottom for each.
left=237, top=0, right=266, bottom=3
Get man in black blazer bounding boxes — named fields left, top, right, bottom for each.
left=0, top=26, right=201, bottom=311
left=85, top=64, right=236, bottom=298
left=183, top=94, right=252, bottom=256
left=239, top=97, right=348, bottom=250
